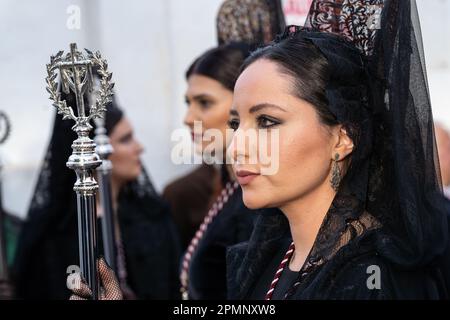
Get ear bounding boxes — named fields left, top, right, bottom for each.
left=331, top=125, right=354, bottom=161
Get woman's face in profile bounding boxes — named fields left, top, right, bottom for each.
left=109, top=117, right=144, bottom=184
left=184, top=74, right=234, bottom=155
left=228, top=59, right=339, bottom=210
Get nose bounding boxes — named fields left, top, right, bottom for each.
left=227, top=127, right=247, bottom=166
left=183, top=106, right=196, bottom=129
left=135, top=139, right=144, bottom=155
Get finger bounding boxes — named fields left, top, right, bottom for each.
left=67, top=273, right=92, bottom=299
left=98, top=257, right=123, bottom=300
left=69, top=294, right=88, bottom=300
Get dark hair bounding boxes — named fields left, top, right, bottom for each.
left=186, top=42, right=251, bottom=92
left=241, top=35, right=338, bottom=127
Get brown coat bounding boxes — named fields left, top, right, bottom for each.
left=163, top=164, right=221, bottom=250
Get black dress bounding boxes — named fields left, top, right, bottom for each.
left=116, top=182, right=181, bottom=299
left=228, top=209, right=450, bottom=300
left=187, top=186, right=256, bottom=300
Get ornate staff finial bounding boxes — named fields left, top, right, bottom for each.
left=45, top=43, right=114, bottom=300
left=46, top=43, right=114, bottom=126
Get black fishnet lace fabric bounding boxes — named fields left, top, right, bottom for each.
left=246, top=0, right=450, bottom=299
left=304, top=0, right=385, bottom=55
left=216, top=0, right=285, bottom=46
left=69, top=258, right=122, bottom=300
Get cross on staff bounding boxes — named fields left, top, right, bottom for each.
left=57, top=43, right=94, bottom=119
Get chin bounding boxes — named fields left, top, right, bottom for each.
left=241, top=187, right=272, bottom=209
left=125, top=168, right=141, bottom=182
left=133, top=167, right=142, bottom=179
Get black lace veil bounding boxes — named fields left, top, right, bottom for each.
left=216, top=0, right=286, bottom=46
left=269, top=0, right=450, bottom=291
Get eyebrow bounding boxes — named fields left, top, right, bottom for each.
left=249, top=103, right=287, bottom=114
left=185, top=93, right=213, bottom=101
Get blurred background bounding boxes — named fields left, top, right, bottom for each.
left=0, top=0, right=449, bottom=219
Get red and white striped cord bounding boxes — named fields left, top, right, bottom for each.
left=179, top=181, right=239, bottom=300
left=265, top=241, right=295, bottom=300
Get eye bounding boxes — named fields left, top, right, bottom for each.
left=257, top=115, right=281, bottom=129
left=198, top=99, right=212, bottom=109
left=119, top=133, right=133, bottom=144
left=228, top=118, right=240, bottom=131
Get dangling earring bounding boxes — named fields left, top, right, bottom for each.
left=330, top=153, right=341, bottom=192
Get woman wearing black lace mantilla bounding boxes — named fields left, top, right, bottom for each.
left=226, top=0, right=450, bottom=299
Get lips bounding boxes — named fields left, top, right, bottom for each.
left=235, top=169, right=260, bottom=186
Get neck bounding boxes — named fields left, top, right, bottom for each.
left=444, top=176, right=450, bottom=188
left=280, top=181, right=336, bottom=272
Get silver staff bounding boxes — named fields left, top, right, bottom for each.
left=46, top=43, right=114, bottom=299
left=0, top=111, right=12, bottom=299
left=94, top=115, right=118, bottom=274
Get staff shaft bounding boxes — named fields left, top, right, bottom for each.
left=98, top=169, right=117, bottom=273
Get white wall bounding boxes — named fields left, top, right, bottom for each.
left=1, top=0, right=449, bottom=219
left=416, top=0, right=450, bottom=125
left=0, top=0, right=223, bottom=219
